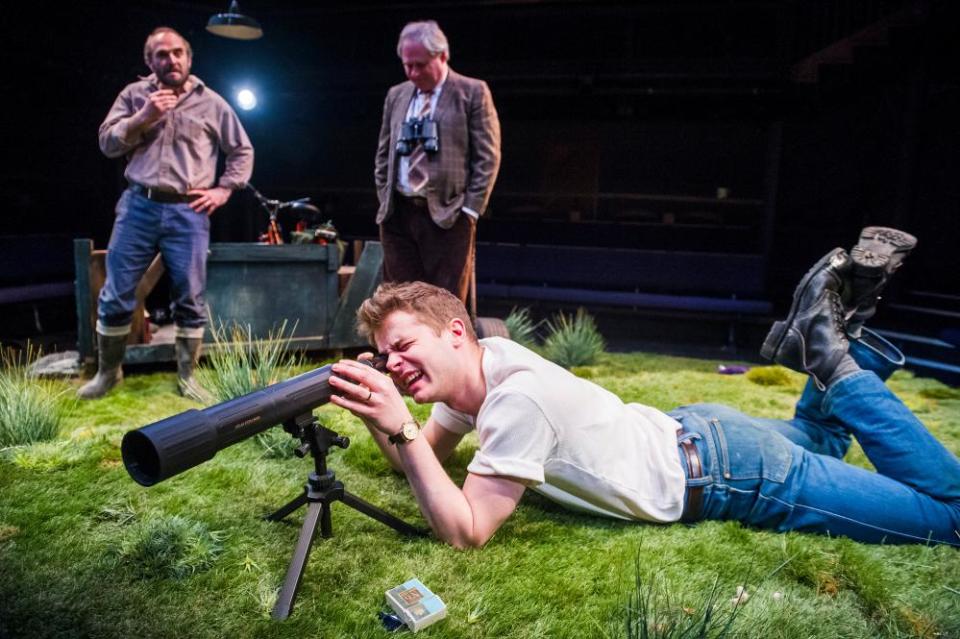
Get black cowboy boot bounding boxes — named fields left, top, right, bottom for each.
left=845, top=226, right=917, bottom=339
left=761, top=248, right=854, bottom=391
left=77, top=333, right=127, bottom=399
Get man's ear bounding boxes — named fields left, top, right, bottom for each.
left=447, top=317, right=468, bottom=345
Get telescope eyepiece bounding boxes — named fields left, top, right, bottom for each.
left=361, top=354, right=388, bottom=372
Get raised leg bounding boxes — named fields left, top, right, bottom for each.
left=824, top=371, right=960, bottom=502
left=789, top=328, right=907, bottom=458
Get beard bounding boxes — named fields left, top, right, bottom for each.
left=159, top=69, right=188, bottom=89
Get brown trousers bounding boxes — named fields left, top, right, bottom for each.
left=379, top=195, right=476, bottom=304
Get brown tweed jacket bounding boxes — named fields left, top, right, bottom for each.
left=374, top=69, right=501, bottom=229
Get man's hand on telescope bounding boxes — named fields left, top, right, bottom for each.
left=329, top=358, right=413, bottom=437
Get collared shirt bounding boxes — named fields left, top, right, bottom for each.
left=396, top=68, right=447, bottom=197
left=395, top=68, right=478, bottom=219
left=99, top=73, right=254, bottom=194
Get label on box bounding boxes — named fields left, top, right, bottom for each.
left=385, top=578, right=447, bottom=632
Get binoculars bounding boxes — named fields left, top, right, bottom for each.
left=396, top=117, right=439, bottom=156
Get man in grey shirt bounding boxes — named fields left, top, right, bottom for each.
left=80, top=26, right=254, bottom=399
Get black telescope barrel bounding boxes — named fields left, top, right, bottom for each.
left=121, top=364, right=334, bottom=486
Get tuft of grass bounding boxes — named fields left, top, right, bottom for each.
left=543, top=308, right=606, bottom=368
left=193, top=320, right=302, bottom=402
left=504, top=306, right=541, bottom=348
left=9, top=439, right=94, bottom=472
left=746, top=365, right=795, bottom=387
left=0, top=524, right=19, bottom=543
left=0, top=345, right=73, bottom=447
left=617, top=545, right=767, bottom=639
left=919, top=386, right=960, bottom=400
left=111, top=514, right=225, bottom=580
left=251, top=426, right=298, bottom=459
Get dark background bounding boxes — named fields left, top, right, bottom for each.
left=2, top=1, right=957, bottom=366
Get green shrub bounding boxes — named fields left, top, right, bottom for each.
left=919, top=386, right=960, bottom=400
left=504, top=306, right=540, bottom=348
left=113, top=514, right=225, bottom=580
left=543, top=308, right=606, bottom=368
left=745, top=366, right=795, bottom=387
left=0, top=346, right=72, bottom=447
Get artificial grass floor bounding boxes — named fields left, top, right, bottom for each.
left=1, top=352, right=959, bottom=638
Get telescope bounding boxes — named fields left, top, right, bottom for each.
left=120, top=356, right=423, bottom=620
left=122, top=364, right=336, bottom=486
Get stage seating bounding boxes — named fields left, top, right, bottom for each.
left=475, top=242, right=772, bottom=318
left=0, top=235, right=75, bottom=305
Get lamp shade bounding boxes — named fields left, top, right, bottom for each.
left=206, top=1, right=263, bottom=40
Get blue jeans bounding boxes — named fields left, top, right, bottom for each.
left=672, top=332, right=960, bottom=546
left=97, top=188, right=210, bottom=331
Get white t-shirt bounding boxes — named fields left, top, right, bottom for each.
left=431, top=337, right=686, bottom=523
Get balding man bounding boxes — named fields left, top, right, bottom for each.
left=82, top=27, right=254, bottom=399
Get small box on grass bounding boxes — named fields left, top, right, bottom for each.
left=385, top=578, right=447, bottom=631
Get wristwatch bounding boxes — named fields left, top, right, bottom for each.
left=388, top=419, right=421, bottom=445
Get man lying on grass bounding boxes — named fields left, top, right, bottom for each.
left=329, top=227, right=960, bottom=549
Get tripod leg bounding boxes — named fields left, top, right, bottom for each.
left=265, top=492, right=308, bottom=522
left=341, top=491, right=430, bottom=537
left=272, top=500, right=327, bottom=620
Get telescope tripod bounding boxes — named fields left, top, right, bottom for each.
left=266, top=412, right=428, bottom=620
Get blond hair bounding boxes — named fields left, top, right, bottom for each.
left=357, top=282, right=477, bottom=344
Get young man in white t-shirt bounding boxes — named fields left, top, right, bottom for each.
left=329, top=227, right=960, bottom=549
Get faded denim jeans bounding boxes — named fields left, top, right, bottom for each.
left=672, top=330, right=960, bottom=546
left=97, top=188, right=210, bottom=331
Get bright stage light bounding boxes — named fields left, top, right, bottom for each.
left=236, top=89, right=257, bottom=111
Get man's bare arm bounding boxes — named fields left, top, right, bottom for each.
left=397, top=438, right=526, bottom=548
left=328, top=359, right=525, bottom=547
left=363, top=415, right=464, bottom=473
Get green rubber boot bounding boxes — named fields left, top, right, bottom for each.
left=77, top=333, right=128, bottom=399
left=176, top=336, right=204, bottom=399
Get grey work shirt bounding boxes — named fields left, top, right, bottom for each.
left=98, top=73, right=254, bottom=194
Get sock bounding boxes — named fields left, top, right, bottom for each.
left=826, top=353, right=861, bottom=388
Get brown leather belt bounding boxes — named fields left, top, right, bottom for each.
left=396, top=194, right=428, bottom=208
left=129, top=183, right=198, bottom=204
left=678, top=429, right=704, bottom=522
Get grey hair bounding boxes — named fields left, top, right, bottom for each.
left=144, top=27, right=192, bottom=65
left=396, top=20, right=450, bottom=59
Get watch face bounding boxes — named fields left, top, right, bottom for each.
left=402, top=421, right=419, bottom=440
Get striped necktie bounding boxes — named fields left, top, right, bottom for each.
left=406, top=92, right=433, bottom=193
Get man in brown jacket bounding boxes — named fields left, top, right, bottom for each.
left=374, top=20, right=501, bottom=304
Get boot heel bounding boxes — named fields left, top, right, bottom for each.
left=849, top=245, right=889, bottom=275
